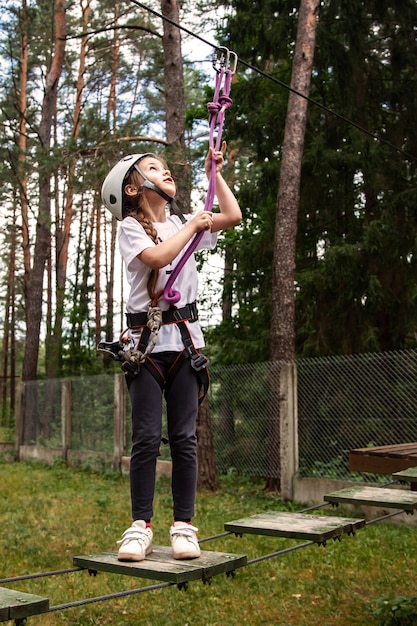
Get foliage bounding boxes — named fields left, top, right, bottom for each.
left=372, top=595, right=417, bottom=626
left=205, top=0, right=417, bottom=363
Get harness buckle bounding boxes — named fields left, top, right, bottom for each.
left=172, top=309, right=184, bottom=322
left=189, top=352, right=209, bottom=372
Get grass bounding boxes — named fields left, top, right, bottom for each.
left=1, top=460, right=417, bottom=625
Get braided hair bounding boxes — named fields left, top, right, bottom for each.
left=122, top=163, right=166, bottom=300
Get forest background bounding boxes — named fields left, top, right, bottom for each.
left=1, top=0, right=417, bottom=421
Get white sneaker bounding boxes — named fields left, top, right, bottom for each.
left=170, top=522, right=201, bottom=560
left=117, top=520, right=153, bottom=562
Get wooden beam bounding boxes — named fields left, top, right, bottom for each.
left=393, top=466, right=417, bottom=491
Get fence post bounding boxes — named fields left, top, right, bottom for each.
left=280, top=362, right=298, bottom=500
left=15, top=380, right=25, bottom=460
left=114, top=374, right=126, bottom=471
left=61, top=380, right=72, bottom=464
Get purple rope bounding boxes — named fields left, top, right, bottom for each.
left=163, top=65, right=233, bottom=304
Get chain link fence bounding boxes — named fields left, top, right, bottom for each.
left=13, top=349, right=417, bottom=483
left=209, top=361, right=281, bottom=477
left=20, top=375, right=116, bottom=455
left=296, top=350, right=417, bottom=481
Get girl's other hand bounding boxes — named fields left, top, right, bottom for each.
left=205, top=141, right=226, bottom=177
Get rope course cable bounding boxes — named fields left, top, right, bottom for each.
left=128, top=0, right=417, bottom=163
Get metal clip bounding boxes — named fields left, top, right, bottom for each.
left=97, top=340, right=124, bottom=361
left=212, top=46, right=229, bottom=72
left=228, top=50, right=238, bottom=74
left=212, top=46, right=238, bottom=74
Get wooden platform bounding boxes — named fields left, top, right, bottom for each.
left=393, top=466, right=417, bottom=485
left=224, top=511, right=365, bottom=544
left=349, top=443, right=417, bottom=475
left=74, top=547, right=247, bottom=585
left=0, top=587, right=49, bottom=623
left=324, top=485, right=417, bottom=512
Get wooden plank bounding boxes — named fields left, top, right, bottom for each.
left=351, top=443, right=417, bottom=456
left=349, top=443, right=417, bottom=474
left=349, top=454, right=417, bottom=475
left=73, top=547, right=247, bottom=585
left=393, top=467, right=417, bottom=482
left=324, top=486, right=417, bottom=511
left=224, top=511, right=365, bottom=543
left=0, top=587, right=49, bottom=622
left=392, top=468, right=417, bottom=491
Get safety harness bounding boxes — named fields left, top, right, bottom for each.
left=99, top=298, right=209, bottom=402
left=98, top=47, right=237, bottom=402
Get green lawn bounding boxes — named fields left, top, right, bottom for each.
left=0, top=459, right=416, bottom=625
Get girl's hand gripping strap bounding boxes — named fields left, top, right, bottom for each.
left=162, top=47, right=238, bottom=305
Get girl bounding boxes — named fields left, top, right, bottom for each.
left=101, top=144, right=241, bottom=561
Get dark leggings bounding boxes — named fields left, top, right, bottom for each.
left=127, top=351, right=199, bottom=522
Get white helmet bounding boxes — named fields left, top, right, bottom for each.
left=101, top=153, right=154, bottom=220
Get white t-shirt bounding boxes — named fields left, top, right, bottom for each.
left=119, top=214, right=217, bottom=352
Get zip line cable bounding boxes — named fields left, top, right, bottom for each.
left=128, top=0, right=417, bottom=163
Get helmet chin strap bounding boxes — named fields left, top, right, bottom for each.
left=135, top=165, right=186, bottom=224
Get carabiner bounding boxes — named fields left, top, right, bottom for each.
left=228, top=50, right=238, bottom=74
left=212, top=46, right=230, bottom=72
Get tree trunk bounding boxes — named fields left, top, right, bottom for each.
left=100, top=0, right=121, bottom=345
left=160, top=1, right=215, bottom=484
left=22, top=0, right=66, bottom=383
left=196, top=395, right=218, bottom=491
left=18, top=0, right=30, bottom=296
left=267, top=0, right=319, bottom=491
left=1, top=200, right=17, bottom=427
left=95, top=191, right=102, bottom=346
left=47, top=0, right=91, bottom=379
left=105, top=217, right=117, bottom=342
left=161, top=0, right=190, bottom=211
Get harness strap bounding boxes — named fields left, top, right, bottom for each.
left=143, top=357, right=165, bottom=391
left=143, top=349, right=209, bottom=405
left=126, top=302, right=198, bottom=328
left=175, top=320, right=210, bottom=403
left=127, top=304, right=209, bottom=403
left=175, top=321, right=209, bottom=372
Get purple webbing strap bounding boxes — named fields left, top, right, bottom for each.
left=163, top=65, right=233, bottom=304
